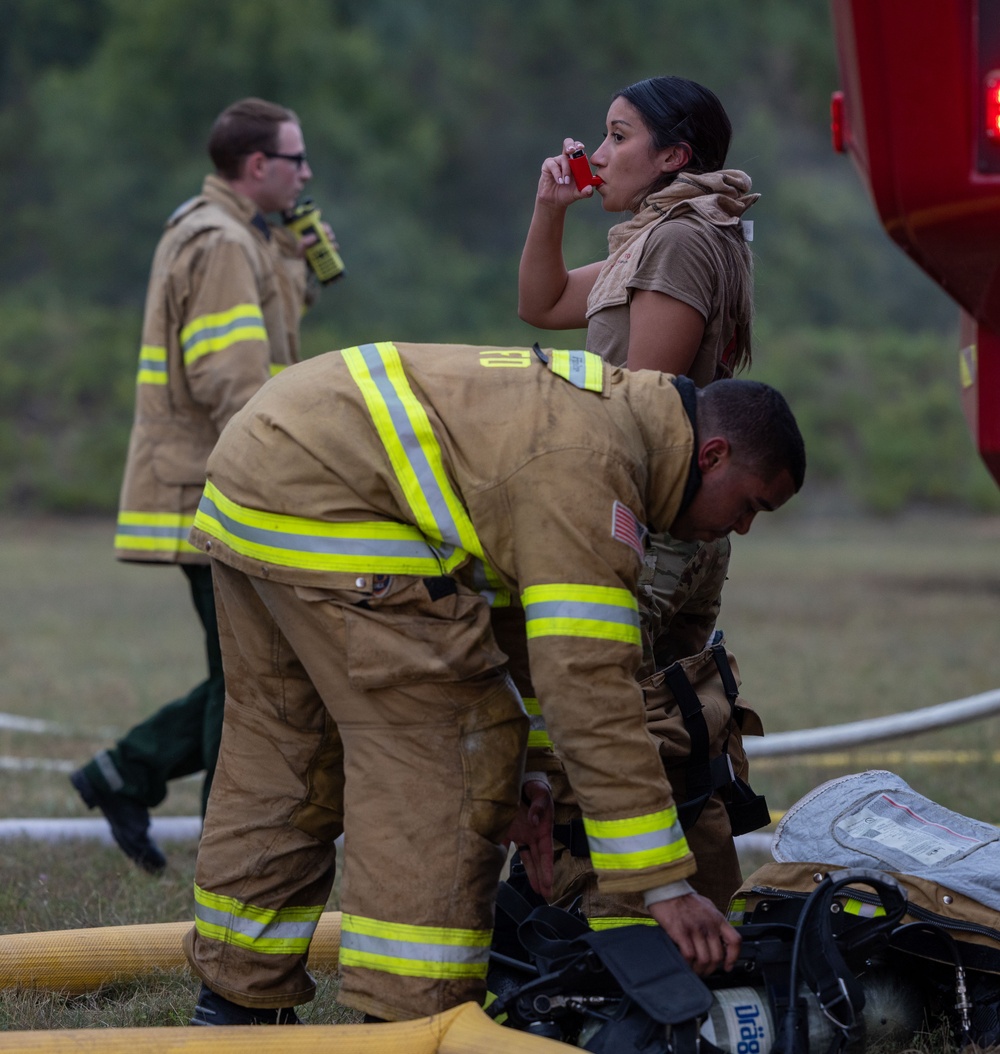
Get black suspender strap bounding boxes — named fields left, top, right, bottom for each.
left=662, top=658, right=713, bottom=808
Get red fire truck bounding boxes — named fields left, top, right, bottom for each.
left=830, top=0, right=1000, bottom=484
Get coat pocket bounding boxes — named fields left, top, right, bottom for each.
left=340, top=576, right=508, bottom=690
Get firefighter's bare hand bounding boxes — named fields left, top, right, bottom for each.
left=297, top=222, right=338, bottom=254
left=648, top=893, right=742, bottom=976
left=503, top=778, right=554, bottom=899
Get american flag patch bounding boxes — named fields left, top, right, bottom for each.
left=611, top=500, right=648, bottom=559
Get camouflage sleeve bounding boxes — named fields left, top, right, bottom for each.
left=653, top=536, right=731, bottom=666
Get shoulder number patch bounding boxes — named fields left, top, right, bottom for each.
left=611, top=500, right=648, bottom=560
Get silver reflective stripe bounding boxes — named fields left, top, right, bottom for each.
left=587, top=827, right=679, bottom=857
left=529, top=712, right=548, bottom=734
left=138, top=355, right=166, bottom=377
left=182, top=309, right=263, bottom=354
left=565, top=351, right=590, bottom=388
left=341, top=929, right=489, bottom=966
left=94, top=750, right=124, bottom=793
left=525, top=598, right=639, bottom=630
left=468, top=559, right=510, bottom=607
left=469, top=560, right=493, bottom=591
left=195, top=902, right=318, bottom=943
left=354, top=343, right=467, bottom=551
left=197, top=490, right=453, bottom=563
left=115, top=523, right=191, bottom=542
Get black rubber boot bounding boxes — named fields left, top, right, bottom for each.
left=190, top=984, right=301, bottom=1025
left=69, top=768, right=166, bottom=875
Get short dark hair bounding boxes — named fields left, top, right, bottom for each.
left=615, top=76, right=732, bottom=196
left=697, top=379, right=806, bottom=492
left=208, top=97, right=298, bottom=179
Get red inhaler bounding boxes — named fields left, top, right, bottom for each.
left=568, top=149, right=604, bottom=190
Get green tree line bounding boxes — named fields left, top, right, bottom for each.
left=1, top=0, right=995, bottom=513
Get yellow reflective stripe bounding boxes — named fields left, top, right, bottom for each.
left=521, top=583, right=640, bottom=646
left=584, top=806, right=690, bottom=871
left=587, top=916, right=658, bottom=931
left=549, top=348, right=605, bottom=391
left=727, top=897, right=747, bottom=926
left=523, top=696, right=553, bottom=749
left=843, top=898, right=886, bottom=918
left=270, top=362, right=288, bottom=376
left=341, top=342, right=484, bottom=560
left=959, top=343, right=976, bottom=389
left=481, top=588, right=512, bottom=608
left=181, top=303, right=267, bottom=366
left=483, top=990, right=507, bottom=1024
left=468, top=558, right=510, bottom=607
left=195, top=481, right=458, bottom=574
left=340, top=913, right=490, bottom=980
left=193, top=884, right=323, bottom=955
left=137, top=344, right=167, bottom=386
left=115, top=511, right=199, bottom=554
left=469, top=559, right=511, bottom=607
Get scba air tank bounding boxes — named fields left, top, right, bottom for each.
left=699, top=971, right=924, bottom=1054
left=699, top=987, right=833, bottom=1054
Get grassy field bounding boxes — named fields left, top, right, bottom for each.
left=1, top=511, right=998, bottom=1040
left=722, top=509, right=1000, bottom=819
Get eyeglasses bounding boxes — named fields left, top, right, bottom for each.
left=263, top=151, right=308, bottom=169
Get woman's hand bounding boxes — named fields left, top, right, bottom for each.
left=519, top=139, right=602, bottom=328
left=536, top=138, right=597, bottom=209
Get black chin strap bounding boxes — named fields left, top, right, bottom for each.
left=672, top=375, right=701, bottom=519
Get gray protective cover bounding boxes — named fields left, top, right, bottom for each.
left=771, top=769, right=1000, bottom=911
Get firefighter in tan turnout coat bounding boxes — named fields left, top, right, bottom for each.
left=71, top=98, right=324, bottom=874
left=115, top=175, right=304, bottom=538
left=183, top=341, right=804, bottom=1024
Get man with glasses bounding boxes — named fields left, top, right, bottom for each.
left=70, top=97, right=333, bottom=873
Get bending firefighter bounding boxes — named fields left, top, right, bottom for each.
left=181, top=341, right=805, bottom=1025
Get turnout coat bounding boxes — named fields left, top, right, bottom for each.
left=114, top=174, right=302, bottom=565
left=191, top=341, right=701, bottom=894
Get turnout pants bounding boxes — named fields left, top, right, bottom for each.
left=83, top=563, right=225, bottom=815
left=184, top=563, right=528, bottom=1022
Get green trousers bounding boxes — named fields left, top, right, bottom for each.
left=82, top=564, right=224, bottom=815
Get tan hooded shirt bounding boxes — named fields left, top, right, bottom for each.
left=586, top=170, right=758, bottom=385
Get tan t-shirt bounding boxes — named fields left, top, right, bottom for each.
left=585, top=216, right=739, bottom=385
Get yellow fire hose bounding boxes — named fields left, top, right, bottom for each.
left=0, top=916, right=570, bottom=1050
left=0, top=911, right=343, bottom=994
left=0, top=1000, right=568, bottom=1052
